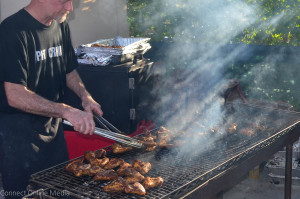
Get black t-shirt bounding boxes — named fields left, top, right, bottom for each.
left=0, top=9, right=78, bottom=146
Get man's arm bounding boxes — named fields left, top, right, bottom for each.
left=66, top=69, right=103, bottom=116
left=4, top=82, right=96, bottom=135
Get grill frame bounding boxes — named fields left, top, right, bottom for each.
left=27, top=104, right=300, bottom=199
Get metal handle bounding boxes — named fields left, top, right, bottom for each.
left=62, top=120, right=143, bottom=148
left=93, top=112, right=123, bottom=134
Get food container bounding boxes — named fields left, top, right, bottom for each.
left=266, top=160, right=300, bottom=177
left=76, top=36, right=151, bottom=66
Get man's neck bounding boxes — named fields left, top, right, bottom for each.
left=24, top=4, right=53, bottom=26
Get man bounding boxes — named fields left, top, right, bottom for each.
left=0, top=0, right=103, bottom=198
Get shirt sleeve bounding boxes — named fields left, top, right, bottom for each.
left=0, top=25, right=29, bottom=87
left=61, top=22, right=78, bottom=74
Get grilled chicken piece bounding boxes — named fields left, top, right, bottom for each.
left=103, top=177, right=127, bottom=193
left=145, top=145, right=156, bottom=151
left=210, top=127, right=220, bottom=133
left=159, top=133, right=173, bottom=142
left=239, top=128, right=255, bottom=136
left=142, top=176, right=164, bottom=189
left=124, top=182, right=146, bottom=195
left=104, top=158, right=124, bottom=170
left=111, top=143, right=133, bottom=154
left=72, top=163, right=92, bottom=177
left=65, top=158, right=84, bottom=173
left=157, top=126, right=171, bottom=134
left=93, top=169, right=118, bottom=181
left=141, top=137, right=157, bottom=147
left=124, top=172, right=145, bottom=183
left=90, top=157, right=110, bottom=167
left=84, top=151, right=96, bottom=163
left=228, top=123, right=238, bottom=133
left=121, top=162, right=133, bottom=168
left=251, top=123, right=266, bottom=131
left=88, top=165, right=104, bottom=176
left=143, top=131, right=157, bottom=140
left=95, top=149, right=107, bottom=158
left=158, top=139, right=174, bottom=148
left=117, top=167, right=138, bottom=177
left=118, top=162, right=132, bottom=170
left=132, top=160, right=151, bottom=175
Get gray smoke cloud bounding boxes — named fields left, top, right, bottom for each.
left=135, top=0, right=299, bottom=159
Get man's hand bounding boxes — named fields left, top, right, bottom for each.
left=66, top=69, right=103, bottom=134
left=63, top=108, right=95, bottom=135
left=82, top=95, right=103, bottom=117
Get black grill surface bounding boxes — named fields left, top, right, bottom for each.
left=29, top=104, right=300, bottom=199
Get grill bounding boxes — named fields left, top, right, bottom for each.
left=26, top=103, right=300, bottom=199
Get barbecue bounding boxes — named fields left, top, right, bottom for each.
left=26, top=103, right=300, bottom=199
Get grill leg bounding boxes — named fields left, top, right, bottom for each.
left=285, top=143, right=293, bottom=199
left=216, top=191, right=223, bottom=199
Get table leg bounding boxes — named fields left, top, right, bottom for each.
left=285, top=143, right=293, bottom=199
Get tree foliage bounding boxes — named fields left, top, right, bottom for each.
left=127, top=0, right=300, bottom=45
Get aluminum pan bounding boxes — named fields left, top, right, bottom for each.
left=77, top=37, right=151, bottom=66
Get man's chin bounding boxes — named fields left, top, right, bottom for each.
left=56, top=13, right=69, bottom=23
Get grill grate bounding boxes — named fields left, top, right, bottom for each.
left=29, top=104, right=300, bottom=199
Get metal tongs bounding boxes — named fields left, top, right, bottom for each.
left=63, top=113, right=144, bottom=149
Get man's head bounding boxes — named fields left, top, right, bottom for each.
left=49, top=0, right=74, bottom=23
left=27, top=0, right=74, bottom=25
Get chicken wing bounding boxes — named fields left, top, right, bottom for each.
left=90, top=157, right=110, bottom=167
left=95, top=149, right=107, bottom=158
left=239, top=128, right=255, bottom=136
left=84, top=151, right=96, bottom=163
left=117, top=167, right=138, bottom=177
left=103, top=177, right=127, bottom=193
left=124, top=172, right=145, bottom=184
left=141, top=136, right=157, bottom=147
left=124, top=182, right=146, bottom=195
left=157, top=126, right=171, bottom=134
left=158, top=139, right=174, bottom=148
left=111, top=143, right=133, bottom=154
left=72, top=163, right=91, bottom=177
left=132, top=160, right=151, bottom=175
left=88, top=165, right=104, bottom=176
left=65, top=158, right=84, bottom=173
left=103, top=158, right=124, bottom=170
left=93, top=169, right=119, bottom=181
left=228, top=123, right=238, bottom=133
left=145, top=145, right=156, bottom=151
left=142, top=176, right=164, bottom=189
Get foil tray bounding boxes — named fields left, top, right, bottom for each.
left=266, top=160, right=300, bottom=177
left=76, top=36, right=151, bottom=66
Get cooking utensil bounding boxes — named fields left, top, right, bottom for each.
left=63, top=120, right=144, bottom=149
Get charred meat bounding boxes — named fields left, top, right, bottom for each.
left=95, top=149, right=107, bottom=158
left=65, top=158, right=84, bottom=173
left=117, top=167, right=139, bottom=177
left=142, top=176, right=164, bottom=190
left=239, top=128, right=255, bottom=136
left=104, top=158, right=124, bottom=170
left=123, top=172, right=145, bottom=184
left=111, top=143, right=133, bottom=154
left=132, top=160, right=151, bottom=175
left=124, top=182, right=146, bottom=196
left=93, top=169, right=118, bottom=181
left=90, top=157, right=110, bottom=167
left=103, top=177, right=127, bottom=193
left=84, top=151, right=96, bottom=163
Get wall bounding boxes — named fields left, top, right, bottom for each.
left=0, top=0, right=30, bottom=21
left=0, top=0, right=129, bottom=47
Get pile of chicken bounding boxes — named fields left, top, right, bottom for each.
left=109, top=126, right=186, bottom=155
left=66, top=149, right=164, bottom=196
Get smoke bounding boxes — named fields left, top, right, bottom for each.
left=135, top=0, right=299, bottom=159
